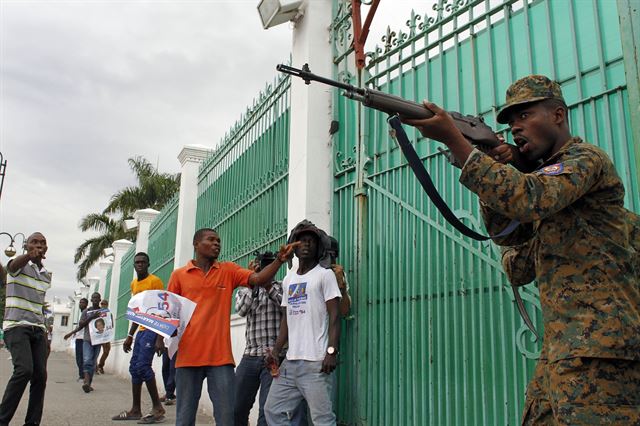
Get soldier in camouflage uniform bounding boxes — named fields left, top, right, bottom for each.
left=404, top=75, right=640, bottom=424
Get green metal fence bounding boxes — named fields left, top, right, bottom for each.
left=104, top=265, right=113, bottom=304
left=195, top=74, right=291, bottom=275
left=115, top=245, right=135, bottom=340
left=331, top=0, right=639, bottom=424
left=148, top=194, right=179, bottom=286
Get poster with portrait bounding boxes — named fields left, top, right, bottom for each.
left=127, top=290, right=196, bottom=358
left=88, top=309, right=114, bottom=345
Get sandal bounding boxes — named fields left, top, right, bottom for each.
left=137, top=413, right=166, bottom=424
left=112, top=410, right=142, bottom=421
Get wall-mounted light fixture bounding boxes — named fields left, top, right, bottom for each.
left=257, top=0, right=303, bottom=29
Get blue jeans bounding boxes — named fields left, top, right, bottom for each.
left=234, top=355, right=273, bottom=426
left=175, top=365, right=235, bottom=426
left=129, top=329, right=156, bottom=384
left=75, top=338, right=84, bottom=379
left=264, top=359, right=335, bottom=426
left=162, top=350, right=176, bottom=399
left=82, top=340, right=101, bottom=382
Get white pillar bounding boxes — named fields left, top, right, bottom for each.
left=108, top=239, right=134, bottom=332
left=98, top=259, right=113, bottom=299
left=174, top=145, right=211, bottom=269
left=133, top=208, right=160, bottom=255
left=86, top=277, right=100, bottom=294
left=286, top=0, right=334, bottom=234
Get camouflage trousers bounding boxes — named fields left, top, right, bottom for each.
left=522, top=357, right=640, bottom=425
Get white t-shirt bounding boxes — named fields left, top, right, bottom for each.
left=282, top=264, right=341, bottom=361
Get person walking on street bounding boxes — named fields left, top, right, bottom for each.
left=73, top=298, right=88, bottom=381
left=165, top=228, right=298, bottom=426
left=0, top=232, right=51, bottom=426
left=64, top=292, right=103, bottom=393
left=404, top=75, right=640, bottom=424
left=95, top=299, right=111, bottom=375
left=112, top=252, right=165, bottom=424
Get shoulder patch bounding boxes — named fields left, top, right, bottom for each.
left=538, top=163, right=564, bottom=175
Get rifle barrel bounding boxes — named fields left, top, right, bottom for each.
left=276, top=64, right=363, bottom=95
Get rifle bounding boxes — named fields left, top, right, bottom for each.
left=276, top=63, right=501, bottom=148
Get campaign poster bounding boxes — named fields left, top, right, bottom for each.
left=127, top=290, right=196, bottom=357
left=89, top=309, right=114, bottom=345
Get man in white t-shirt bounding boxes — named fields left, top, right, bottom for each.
left=264, top=223, right=341, bottom=426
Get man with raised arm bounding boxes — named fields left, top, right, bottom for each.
left=0, top=233, right=51, bottom=426
left=166, top=228, right=297, bottom=426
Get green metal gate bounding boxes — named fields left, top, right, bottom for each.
left=331, top=0, right=639, bottom=424
left=115, top=245, right=135, bottom=340
left=148, top=195, right=179, bottom=285
left=195, top=74, right=291, bottom=273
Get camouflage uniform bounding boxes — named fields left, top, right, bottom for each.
left=462, top=75, right=640, bottom=424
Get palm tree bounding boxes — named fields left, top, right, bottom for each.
left=104, top=157, right=180, bottom=218
left=74, top=157, right=180, bottom=280
left=74, top=213, right=134, bottom=281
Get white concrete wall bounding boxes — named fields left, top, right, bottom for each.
left=97, top=2, right=333, bottom=422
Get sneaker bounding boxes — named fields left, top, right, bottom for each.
left=164, top=397, right=176, bottom=406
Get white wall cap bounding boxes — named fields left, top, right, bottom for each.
left=99, top=259, right=114, bottom=267
left=133, top=208, right=160, bottom=223
left=112, top=239, right=134, bottom=251
left=178, top=145, right=212, bottom=165
left=123, top=219, right=138, bottom=231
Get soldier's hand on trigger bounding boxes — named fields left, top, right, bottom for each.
left=277, top=242, right=300, bottom=263
left=480, top=133, right=540, bottom=172
left=487, top=142, right=515, bottom=165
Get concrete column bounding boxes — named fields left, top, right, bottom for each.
left=108, top=239, right=134, bottom=335
left=133, top=208, right=160, bottom=255
left=85, top=277, right=100, bottom=294
left=286, top=0, right=334, bottom=234
left=174, top=145, right=211, bottom=269
left=98, top=259, right=113, bottom=298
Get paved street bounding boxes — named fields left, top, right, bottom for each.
left=0, top=348, right=214, bottom=425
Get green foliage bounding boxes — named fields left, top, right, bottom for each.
left=74, top=157, right=180, bottom=280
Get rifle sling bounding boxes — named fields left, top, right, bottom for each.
left=387, top=116, right=541, bottom=339
left=513, top=286, right=541, bottom=341
left=387, top=115, right=518, bottom=241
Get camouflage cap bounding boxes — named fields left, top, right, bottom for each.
left=496, top=75, right=565, bottom=124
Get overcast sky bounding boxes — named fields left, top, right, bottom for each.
left=0, top=0, right=428, bottom=301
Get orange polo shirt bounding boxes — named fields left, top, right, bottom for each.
left=168, top=260, right=253, bottom=367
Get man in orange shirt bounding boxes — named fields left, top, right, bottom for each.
left=112, top=252, right=165, bottom=423
left=166, top=228, right=297, bottom=426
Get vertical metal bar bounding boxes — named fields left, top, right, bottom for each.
left=543, top=0, right=557, bottom=80
left=567, top=0, right=587, bottom=138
